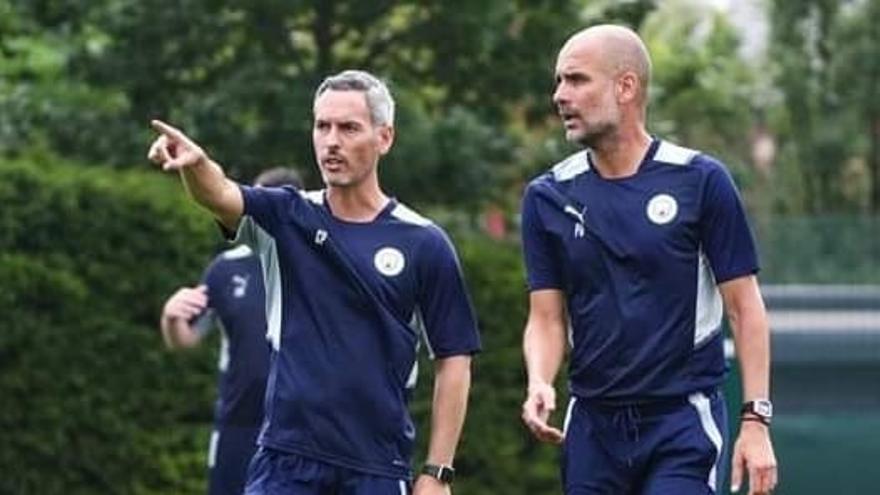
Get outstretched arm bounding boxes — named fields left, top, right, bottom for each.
left=159, top=285, right=209, bottom=349
left=521, top=289, right=567, bottom=444
left=722, top=275, right=778, bottom=495
left=147, top=120, right=243, bottom=230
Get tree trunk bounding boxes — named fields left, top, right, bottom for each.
left=314, top=0, right=335, bottom=77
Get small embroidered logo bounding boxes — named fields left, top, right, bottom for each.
left=232, top=274, right=248, bottom=298
left=564, top=205, right=587, bottom=239
left=314, top=229, right=328, bottom=245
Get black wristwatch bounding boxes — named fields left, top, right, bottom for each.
left=422, top=463, right=455, bottom=485
left=740, top=399, right=773, bottom=426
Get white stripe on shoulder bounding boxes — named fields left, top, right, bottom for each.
left=391, top=203, right=433, bottom=226
left=552, top=150, right=590, bottom=181
left=299, top=189, right=325, bottom=205
left=220, top=244, right=253, bottom=260
left=654, top=141, right=699, bottom=165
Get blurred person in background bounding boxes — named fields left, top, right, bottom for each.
left=520, top=25, right=778, bottom=495
left=160, top=167, right=302, bottom=495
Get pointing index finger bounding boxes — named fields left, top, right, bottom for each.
left=150, top=119, right=185, bottom=141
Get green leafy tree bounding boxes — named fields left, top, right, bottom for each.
left=2, top=0, right=585, bottom=213
left=642, top=1, right=759, bottom=186
left=826, top=0, right=880, bottom=212
left=0, top=0, right=127, bottom=159
left=767, top=0, right=880, bottom=213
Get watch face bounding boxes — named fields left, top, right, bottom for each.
left=754, top=400, right=773, bottom=417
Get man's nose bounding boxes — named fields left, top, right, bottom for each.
left=323, top=127, right=341, bottom=147
left=552, top=84, right=567, bottom=107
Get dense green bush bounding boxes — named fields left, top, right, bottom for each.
left=0, top=157, right=220, bottom=494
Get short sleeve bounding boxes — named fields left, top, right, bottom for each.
left=233, top=184, right=300, bottom=246
left=416, top=227, right=481, bottom=358
left=521, top=183, right=564, bottom=291
left=698, top=160, right=760, bottom=283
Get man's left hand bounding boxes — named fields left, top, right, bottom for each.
left=730, top=421, right=778, bottom=494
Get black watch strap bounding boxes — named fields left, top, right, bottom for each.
left=422, top=463, right=455, bottom=484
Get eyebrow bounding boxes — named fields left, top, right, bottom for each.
left=556, top=70, right=589, bottom=82
left=314, top=118, right=363, bottom=127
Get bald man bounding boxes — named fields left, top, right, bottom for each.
left=520, top=25, right=777, bottom=495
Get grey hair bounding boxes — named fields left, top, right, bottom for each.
left=314, top=70, right=395, bottom=126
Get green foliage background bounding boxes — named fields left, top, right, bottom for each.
left=1, top=0, right=878, bottom=493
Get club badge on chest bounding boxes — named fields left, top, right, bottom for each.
left=646, top=194, right=678, bottom=225
left=374, top=247, right=406, bottom=277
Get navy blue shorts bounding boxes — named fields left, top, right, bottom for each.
left=207, top=426, right=261, bottom=495
left=562, top=389, right=728, bottom=495
left=244, top=447, right=410, bottom=495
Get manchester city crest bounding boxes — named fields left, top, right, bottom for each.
left=646, top=194, right=678, bottom=225
left=374, top=247, right=406, bottom=276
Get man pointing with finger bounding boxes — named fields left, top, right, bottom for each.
left=148, top=70, right=480, bottom=495
left=520, top=25, right=778, bottom=495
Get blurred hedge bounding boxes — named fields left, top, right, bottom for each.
left=0, top=157, right=563, bottom=494
left=0, top=157, right=220, bottom=494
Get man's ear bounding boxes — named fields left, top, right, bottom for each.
left=616, top=71, right=640, bottom=105
left=378, top=125, right=395, bottom=155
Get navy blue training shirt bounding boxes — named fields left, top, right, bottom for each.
left=234, top=186, right=480, bottom=479
left=195, top=245, right=271, bottom=428
left=521, top=139, right=759, bottom=403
